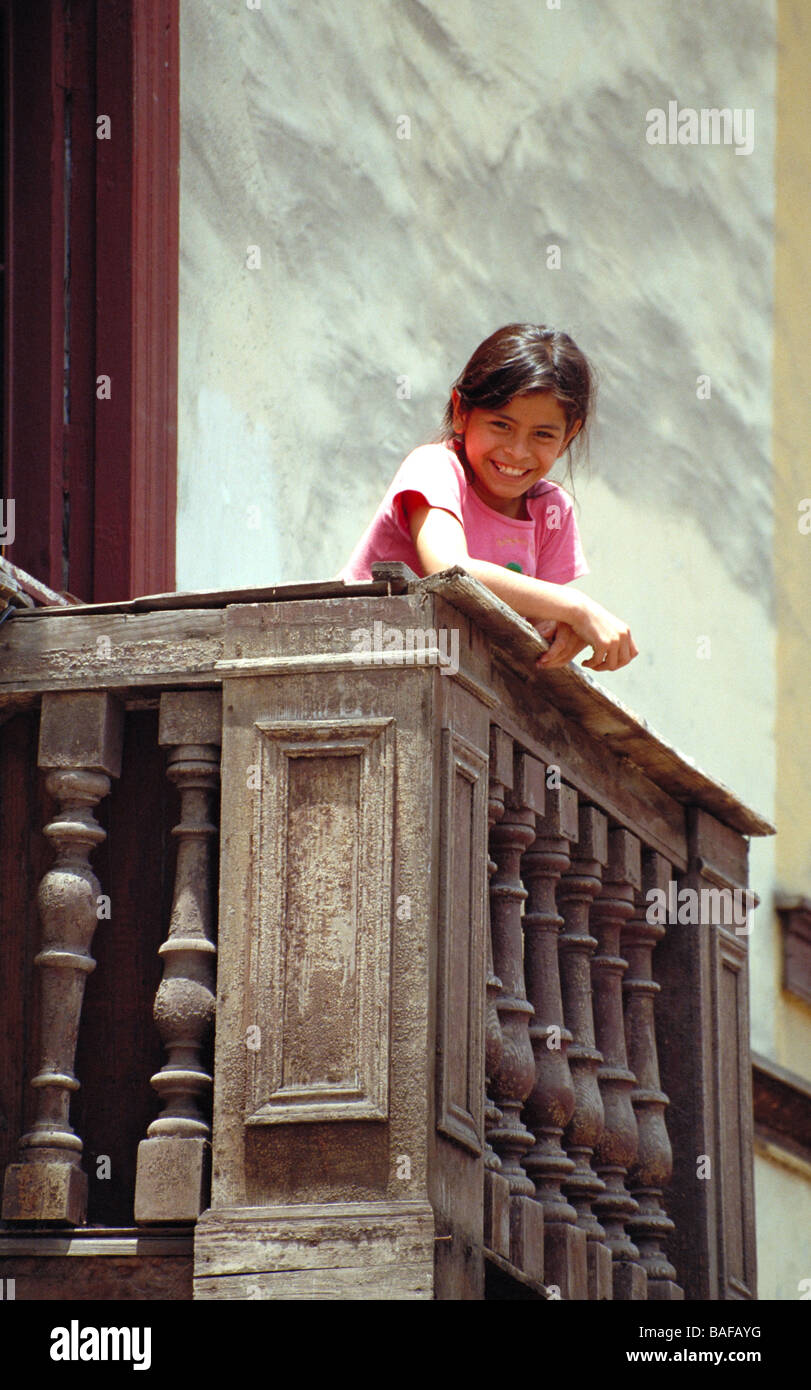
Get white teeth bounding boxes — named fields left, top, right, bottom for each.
left=492, top=462, right=526, bottom=477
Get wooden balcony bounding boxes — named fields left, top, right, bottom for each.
left=0, top=564, right=773, bottom=1300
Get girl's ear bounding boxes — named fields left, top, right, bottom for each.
left=451, top=388, right=468, bottom=435
left=560, top=418, right=583, bottom=453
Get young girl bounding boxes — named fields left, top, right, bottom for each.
left=337, top=323, right=637, bottom=672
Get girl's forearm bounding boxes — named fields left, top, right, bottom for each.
left=461, top=556, right=584, bottom=625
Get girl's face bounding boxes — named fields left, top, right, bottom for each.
left=451, top=390, right=581, bottom=517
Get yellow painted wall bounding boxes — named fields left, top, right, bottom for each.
left=752, top=0, right=811, bottom=1304
left=773, top=0, right=811, bottom=1071
left=754, top=1144, right=811, bottom=1300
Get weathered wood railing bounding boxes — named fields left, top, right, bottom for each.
left=0, top=565, right=771, bottom=1299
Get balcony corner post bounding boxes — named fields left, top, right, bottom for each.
left=653, top=807, right=758, bottom=1300
left=193, top=604, right=439, bottom=1299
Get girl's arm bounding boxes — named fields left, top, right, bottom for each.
left=405, top=497, right=638, bottom=672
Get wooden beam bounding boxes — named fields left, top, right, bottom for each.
left=95, top=0, right=178, bottom=601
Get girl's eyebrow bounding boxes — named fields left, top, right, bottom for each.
left=489, top=409, right=562, bottom=430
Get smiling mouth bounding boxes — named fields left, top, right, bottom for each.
left=490, top=460, right=530, bottom=478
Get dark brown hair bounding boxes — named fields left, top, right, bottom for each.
left=438, top=323, right=596, bottom=493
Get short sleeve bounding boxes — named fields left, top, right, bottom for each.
left=531, top=488, right=589, bottom=584
left=336, top=443, right=469, bottom=583
left=389, top=444, right=466, bottom=533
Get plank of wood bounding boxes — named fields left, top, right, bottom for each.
left=2, top=577, right=396, bottom=619
left=194, top=1263, right=432, bottom=1300
left=0, top=559, right=38, bottom=608
left=0, top=608, right=226, bottom=695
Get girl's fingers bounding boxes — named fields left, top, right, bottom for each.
left=537, top=623, right=587, bottom=669
left=616, top=631, right=637, bottom=668
left=538, top=627, right=567, bottom=665
left=585, top=637, right=636, bottom=671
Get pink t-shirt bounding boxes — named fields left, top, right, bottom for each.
left=337, top=442, right=588, bottom=584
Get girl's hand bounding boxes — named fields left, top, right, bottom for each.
left=565, top=595, right=638, bottom=671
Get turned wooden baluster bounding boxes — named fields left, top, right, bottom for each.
left=624, top=850, right=682, bottom=1297
left=487, top=745, right=540, bottom=1196
left=2, top=693, right=124, bottom=1224
left=521, top=782, right=591, bottom=1296
left=557, top=804, right=612, bottom=1299
left=591, top=827, right=640, bottom=1253
left=591, top=826, right=646, bottom=1296
left=522, top=784, right=578, bottom=1224
left=484, top=762, right=506, bottom=1173
left=135, top=691, right=221, bottom=1222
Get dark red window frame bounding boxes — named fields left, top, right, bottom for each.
left=1, top=0, right=177, bottom=603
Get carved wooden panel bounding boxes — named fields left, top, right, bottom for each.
left=715, top=926, right=755, bottom=1299
left=436, top=730, right=487, bottom=1155
left=245, top=717, right=395, bottom=1125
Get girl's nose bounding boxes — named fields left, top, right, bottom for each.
left=504, top=440, right=531, bottom=464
